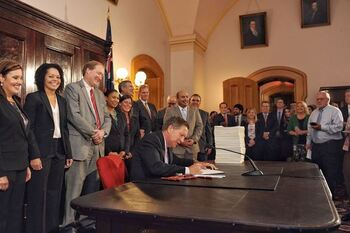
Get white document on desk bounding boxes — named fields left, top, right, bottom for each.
left=200, top=169, right=225, bottom=175
left=194, top=169, right=226, bottom=178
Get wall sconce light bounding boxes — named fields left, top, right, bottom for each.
left=116, top=67, right=129, bottom=81
left=134, top=71, right=147, bottom=87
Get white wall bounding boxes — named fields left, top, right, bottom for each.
left=19, top=0, right=170, bottom=99
left=204, top=0, right=350, bottom=111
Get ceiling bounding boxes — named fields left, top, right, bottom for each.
left=155, top=0, right=239, bottom=42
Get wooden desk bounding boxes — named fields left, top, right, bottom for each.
left=71, top=162, right=340, bottom=233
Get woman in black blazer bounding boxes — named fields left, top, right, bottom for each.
left=244, top=108, right=264, bottom=161
left=23, top=63, right=72, bottom=233
left=104, top=89, right=131, bottom=159
left=0, top=60, right=38, bottom=233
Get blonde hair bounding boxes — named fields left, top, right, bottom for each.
left=246, top=108, right=257, bottom=123
left=296, top=101, right=309, bottom=115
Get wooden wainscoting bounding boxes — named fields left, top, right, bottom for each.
left=0, top=0, right=106, bottom=99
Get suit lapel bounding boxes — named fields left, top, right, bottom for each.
left=4, top=98, right=27, bottom=137
left=40, top=91, right=53, bottom=120
left=57, top=95, right=65, bottom=129
left=175, top=106, right=182, bottom=118
left=79, top=80, right=96, bottom=119
left=94, top=89, right=104, bottom=125
left=187, top=107, right=192, bottom=121
left=158, top=131, right=168, bottom=163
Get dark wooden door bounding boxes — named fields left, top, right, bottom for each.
left=223, top=77, right=259, bottom=112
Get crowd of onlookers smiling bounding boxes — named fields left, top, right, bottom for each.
left=0, top=58, right=349, bottom=233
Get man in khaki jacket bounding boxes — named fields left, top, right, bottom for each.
left=163, top=90, right=203, bottom=160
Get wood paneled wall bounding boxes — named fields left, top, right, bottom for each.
left=0, top=0, right=107, bottom=100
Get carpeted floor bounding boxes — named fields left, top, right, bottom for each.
left=334, top=185, right=350, bottom=232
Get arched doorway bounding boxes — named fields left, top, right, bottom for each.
left=223, top=66, right=307, bottom=111
left=248, top=66, right=307, bottom=102
left=131, top=54, right=164, bottom=109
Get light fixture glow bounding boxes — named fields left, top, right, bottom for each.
left=135, top=71, right=147, bottom=87
left=116, top=67, right=128, bottom=80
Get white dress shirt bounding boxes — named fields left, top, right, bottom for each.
left=307, top=105, right=343, bottom=144
left=178, top=106, right=188, bottom=120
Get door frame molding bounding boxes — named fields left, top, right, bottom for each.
left=130, top=54, right=164, bottom=108
left=247, top=66, right=307, bottom=101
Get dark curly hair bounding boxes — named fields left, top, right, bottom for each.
left=104, top=89, right=119, bottom=97
left=35, top=63, right=64, bottom=93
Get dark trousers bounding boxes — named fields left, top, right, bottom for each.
left=246, top=140, right=263, bottom=161
left=261, top=138, right=279, bottom=161
left=25, top=157, right=65, bottom=233
left=343, top=151, right=350, bottom=199
left=0, top=169, right=26, bottom=233
left=312, top=139, right=343, bottom=196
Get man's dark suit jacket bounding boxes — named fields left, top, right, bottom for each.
left=135, top=99, right=157, bottom=134
left=130, top=131, right=194, bottom=181
left=233, top=114, right=247, bottom=126
left=341, top=106, right=349, bottom=122
left=198, top=109, right=213, bottom=153
left=23, top=91, right=72, bottom=159
left=213, top=113, right=235, bottom=127
left=257, top=112, right=278, bottom=137
left=0, top=93, right=39, bottom=177
left=244, top=29, right=264, bottom=46
left=271, top=110, right=286, bottom=138
left=104, top=110, right=130, bottom=155
left=155, top=107, right=166, bottom=131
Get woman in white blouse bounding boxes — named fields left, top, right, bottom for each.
left=244, top=108, right=264, bottom=160
left=24, top=63, right=73, bottom=233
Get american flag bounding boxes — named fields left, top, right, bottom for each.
left=105, top=8, right=114, bottom=91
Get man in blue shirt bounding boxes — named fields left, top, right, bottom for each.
left=306, top=91, right=343, bottom=197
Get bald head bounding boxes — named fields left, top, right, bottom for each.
left=167, top=95, right=177, bottom=107
left=316, top=91, right=330, bottom=108
left=176, top=90, right=189, bottom=108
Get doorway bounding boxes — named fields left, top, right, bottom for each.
left=223, top=66, right=307, bottom=111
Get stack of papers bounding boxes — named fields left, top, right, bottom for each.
left=214, top=126, right=245, bottom=164
left=194, top=169, right=226, bottom=178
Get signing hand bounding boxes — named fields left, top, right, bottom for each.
left=188, top=164, right=202, bottom=174
left=30, top=158, right=42, bottom=170
left=195, top=162, right=218, bottom=170
left=0, top=176, right=9, bottom=191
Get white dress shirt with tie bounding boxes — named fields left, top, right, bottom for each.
left=307, top=105, right=343, bottom=144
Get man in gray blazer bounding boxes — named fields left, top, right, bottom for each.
left=163, top=90, right=203, bottom=160
left=190, top=94, right=213, bottom=161
left=62, top=61, right=111, bottom=227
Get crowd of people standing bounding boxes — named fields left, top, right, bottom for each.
left=0, top=58, right=349, bottom=232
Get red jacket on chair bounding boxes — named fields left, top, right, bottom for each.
left=97, top=153, right=127, bottom=189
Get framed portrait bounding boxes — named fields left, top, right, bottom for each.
left=239, top=12, right=268, bottom=49
left=301, top=0, right=330, bottom=28
left=319, top=86, right=350, bottom=108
